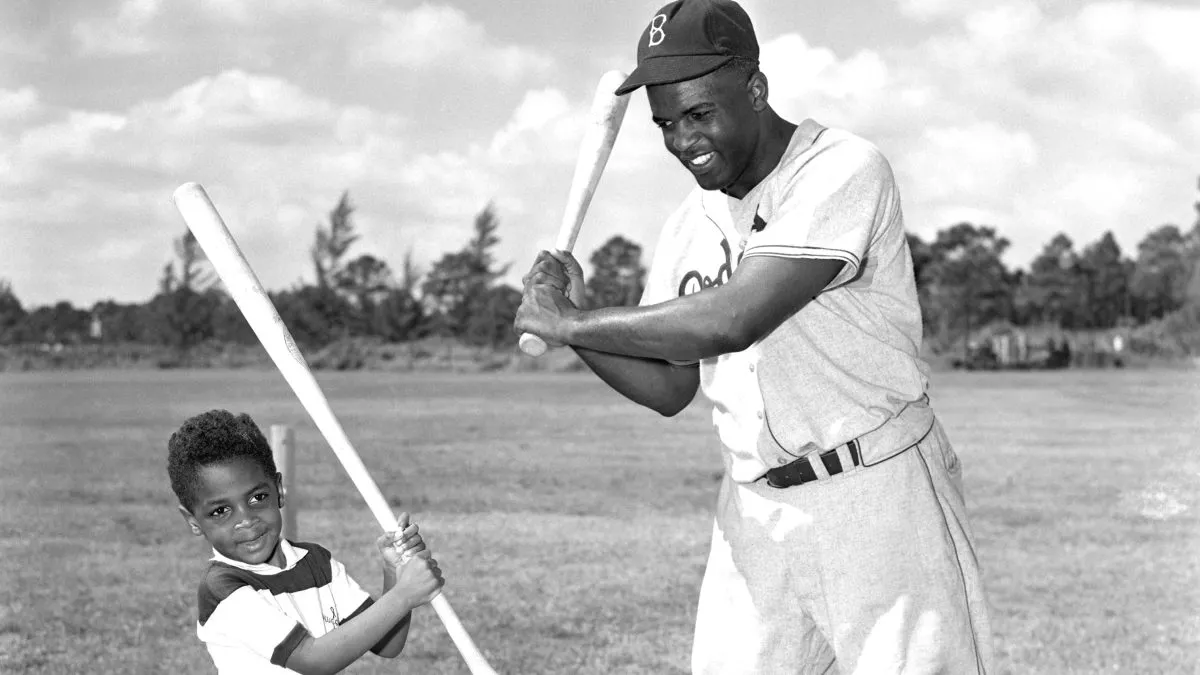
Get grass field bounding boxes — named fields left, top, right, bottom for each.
left=1, top=367, right=1197, bottom=674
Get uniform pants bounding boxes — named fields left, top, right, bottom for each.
left=691, top=420, right=993, bottom=674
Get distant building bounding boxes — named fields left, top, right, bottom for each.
left=960, top=320, right=1127, bottom=371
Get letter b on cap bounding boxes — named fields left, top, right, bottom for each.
left=648, top=13, right=667, bottom=46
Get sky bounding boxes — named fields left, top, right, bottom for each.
left=2, top=0, right=1198, bottom=307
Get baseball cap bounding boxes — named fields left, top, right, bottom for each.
left=614, top=0, right=759, bottom=96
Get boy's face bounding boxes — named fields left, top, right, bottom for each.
left=179, top=457, right=286, bottom=567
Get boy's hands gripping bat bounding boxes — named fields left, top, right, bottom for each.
left=518, top=69, right=631, bottom=357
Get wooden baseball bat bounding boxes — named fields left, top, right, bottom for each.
left=172, top=182, right=500, bottom=675
left=518, top=69, right=631, bottom=357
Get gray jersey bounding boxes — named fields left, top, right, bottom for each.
left=641, top=119, right=932, bottom=482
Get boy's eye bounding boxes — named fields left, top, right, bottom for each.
left=690, top=110, right=712, bottom=121
left=250, top=492, right=269, bottom=505
left=209, top=506, right=229, bottom=518
left=654, top=119, right=672, bottom=129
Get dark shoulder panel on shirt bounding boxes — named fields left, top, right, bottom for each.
left=290, top=541, right=334, bottom=587
left=197, top=563, right=271, bottom=625
left=196, top=542, right=338, bottom=624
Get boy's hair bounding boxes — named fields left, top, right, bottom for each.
left=168, top=409, right=277, bottom=512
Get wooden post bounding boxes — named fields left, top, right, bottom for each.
left=270, top=424, right=298, bottom=542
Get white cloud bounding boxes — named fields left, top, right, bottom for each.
left=4, top=0, right=1199, bottom=307
left=0, top=69, right=623, bottom=305
left=1076, top=2, right=1200, bottom=80
left=1056, top=165, right=1150, bottom=224
left=757, top=1, right=1200, bottom=265
left=14, top=111, right=127, bottom=173
left=148, top=70, right=339, bottom=133
left=895, top=0, right=975, bottom=21
left=760, top=34, right=890, bottom=128
left=198, top=0, right=346, bottom=23
left=1183, top=111, right=1200, bottom=146
left=0, top=87, right=39, bottom=122
left=0, top=27, right=42, bottom=59
left=354, top=3, right=553, bottom=80
left=0, top=71, right=416, bottom=303
left=63, top=0, right=553, bottom=89
left=963, top=0, right=1043, bottom=43
left=359, top=4, right=483, bottom=67
left=72, top=0, right=162, bottom=56
left=904, top=123, right=1039, bottom=205
left=487, top=89, right=575, bottom=164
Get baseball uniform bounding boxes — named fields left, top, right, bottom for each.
left=640, top=119, right=994, bottom=674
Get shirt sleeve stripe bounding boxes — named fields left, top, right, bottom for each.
left=741, top=247, right=862, bottom=289
left=742, top=244, right=861, bottom=268
left=270, top=623, right=310, bottom=667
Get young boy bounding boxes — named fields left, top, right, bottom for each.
left=168, top=409, right=444, bottom=674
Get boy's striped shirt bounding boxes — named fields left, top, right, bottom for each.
left=196, top=539, right=373, bottom=674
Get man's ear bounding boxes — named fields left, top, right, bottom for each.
left=748, top=71, right=769, bottom=112
left=274, top=472, right=286, bottom=509
left=178, top=505, right=203, bottom=536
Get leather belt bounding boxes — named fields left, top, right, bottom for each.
left=763, top=439, right=862, bottom=489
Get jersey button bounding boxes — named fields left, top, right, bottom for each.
left=749, top=363, right=755, bottom=372
left=756, top=410, right=764, bottom=419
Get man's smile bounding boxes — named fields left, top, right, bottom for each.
left=684, top=151, right=716, bottom=172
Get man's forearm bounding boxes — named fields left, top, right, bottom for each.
left=566, top=290, right=747, bottom=363
left=573, top=347, right=699, bottom=416
left=520, top=253, right=843, bottom=364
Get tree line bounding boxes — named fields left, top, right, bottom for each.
left=909, top=220, right=1199, bottom=351
left=0, top=193, right=654, bottom=352
left=2, top=181, right=1199, bottom=357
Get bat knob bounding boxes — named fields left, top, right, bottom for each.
left=518, top=333, right=549, bottom=357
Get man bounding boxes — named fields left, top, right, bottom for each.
left=515, top=1, right=993, bottom=673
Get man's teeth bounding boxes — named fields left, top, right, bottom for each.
left=690, top=153, right=714, bottom=166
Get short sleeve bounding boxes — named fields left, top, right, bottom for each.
left=328, top=556, right=372, bottom=614
left=742, top=138, right=896, bottom=289
left=201, top=585, right=309, bottom=667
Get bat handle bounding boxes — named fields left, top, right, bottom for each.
left=517, top=242, right=574, bottom=357
left=517, top=246, right=572, bottom=357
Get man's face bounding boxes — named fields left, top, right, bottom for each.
left=647, top=67, right=762, bottom=197
left=180, top=457, right=285, bottom=567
